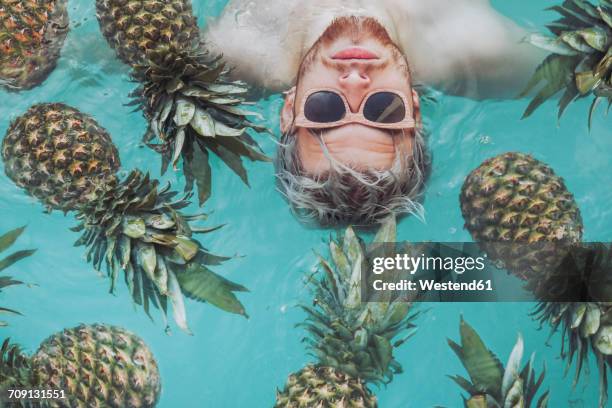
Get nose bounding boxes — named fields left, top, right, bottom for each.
left=338, top=68, right=371, bottom=112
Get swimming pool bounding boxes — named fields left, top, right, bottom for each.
left=0, top=0, right=610, bottom=406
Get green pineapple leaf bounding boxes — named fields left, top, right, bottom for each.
left=189, top=143, right=212, bottom=205
left=176, top=263, right=248, bottom=317
left=522, top=0, right=612, bottom=125
left=465, top=395, right=488, bottom=408
left=205, top=142, right=250, bottom=186
left=449, top=317, right=549, bottom=408
left=448, top=374, right=480, bottom=395
left=0, top=338, right=30, bottom=391
left=0, top=227, right=26, bottom=254
left=0, top=278, right=24, bottom=291
left=0, top=250, right=36, bottom=273
left=520, top=54, right=580, bottom=118
left=448, top=317, right=504, bottom=399
left=0, top=227, right=35, bottom=326
left=502, top=333, right=524, bottom=392
left=166, top=267, right=190, bottom=334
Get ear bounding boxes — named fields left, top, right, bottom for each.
left=280, top=87, right=297, bottom=133
left=411, top=88, right=422, bottom=126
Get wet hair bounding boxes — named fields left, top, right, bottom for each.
left=275, top=126, right=430, bottom=227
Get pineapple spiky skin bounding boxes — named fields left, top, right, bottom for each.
left=448, top=317, right=549, bottom=408
left=460, top=152, right=583, bottom=280
left=95, top=0, right=270, bottom=205
left=2, top=103, right=120, bottom=212
left=30, top=324, right=160, bottom=408
left=95, top=0, right=199, bottom=67
left=0, top=324, right=160, bottom=408
left=522, top=0, right=612, bottom=126
left=275, top=365, right=377, bottom=408
left=0, top=0, right=69, bottom=90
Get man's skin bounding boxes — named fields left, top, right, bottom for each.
left=205, top=0, right=544, bottom=174
left=206, top=0, right=543, bottom=97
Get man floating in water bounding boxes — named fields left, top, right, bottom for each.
left=205, top=0, right=545, bottom=226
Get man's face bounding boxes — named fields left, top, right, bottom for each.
left=281, top=17, right=420, bottom=175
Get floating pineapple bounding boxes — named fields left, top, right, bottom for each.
left=460, top=152, right=583, bottom=280
left=2, top=103, right=249, bottom=333
left=0, top=227, right=35, bottom=326
left=448, top=317, right=549, bottom=408
left=275, top=217, right=419, bottom=407
left=521, top=0, right=612, bottom=126
left=0, top=0, right=69, bottom=90
left=95, top=0, right=270, bottom=205
left=460, top=152, right=611, bottom=407
left=0, top=323, right=160, bottom=407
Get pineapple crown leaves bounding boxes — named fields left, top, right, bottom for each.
left=0, top=338, right=31, bottom=393
left=70, top=169, right=248, bottom=334
left=520, top=0, right=612, bottom=127
left=528, top=244, right=611, bottom=408
left=129, top=43, right=271, bottom=206
left=0, top=227, right=35, bottom=326
left=448, top=317, right=549, bottom=408
left=301, top=216, right=419, bottom=386
left=532, top=302, right=611, bottom=406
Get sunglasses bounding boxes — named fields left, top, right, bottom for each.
left=294, top=88, right=416, bottom=130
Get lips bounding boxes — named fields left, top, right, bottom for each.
left=332, top=47, right=379, bottom=60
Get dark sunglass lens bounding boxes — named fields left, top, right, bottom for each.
left=304, top=91, right=346, bottom=123
left=363, top=92, right=406, bottom=123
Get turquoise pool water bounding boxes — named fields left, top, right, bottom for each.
left=1, top=1, right=610, bottom=407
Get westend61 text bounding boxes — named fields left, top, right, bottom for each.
left=372, top=279, right=494, bottom=292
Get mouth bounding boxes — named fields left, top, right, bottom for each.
left=332, top=47, right=379, bottom=60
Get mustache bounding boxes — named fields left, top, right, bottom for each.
left=297, top=16, right=404, bottom=80
left=318, top=16, right=394, bottom=46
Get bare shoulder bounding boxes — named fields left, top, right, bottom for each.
left=204, top=0, right=301, bottom=91
left=392, top=0, right=543, bottom=98
left=385, top=0, right=492, bottom=20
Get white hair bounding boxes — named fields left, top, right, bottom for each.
left=275, top=126, right=430, bottom=227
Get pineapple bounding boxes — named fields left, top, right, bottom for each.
left=0, top=0, right=69, bottom=90
left=95, top=0, right=270, bottom=205
left=460, top=153, right=611, bottom=407
left=275, top=216, right=419, bottom=407
left=0, top=323, right=161, bottom=407
left=448, top=317, right=549, bottom=408
left=0, top=226, right=35, bottom=326
left=3, top=103, right=121, bottom=212
left=460, top=152, right=583, bottom=280
left=521, top=0, right=612, bottom=127
left=2, top=103, right=249, bottom=333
